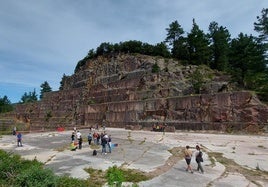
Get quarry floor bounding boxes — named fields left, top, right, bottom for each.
left=1, top=128, right=268, bottom=187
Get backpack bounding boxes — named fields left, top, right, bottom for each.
left=196, top=151, right=203, bottom=162
left=93, top=150, right=97, bottom=156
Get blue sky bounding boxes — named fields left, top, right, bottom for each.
left=0, top=0, right=267, bottom=103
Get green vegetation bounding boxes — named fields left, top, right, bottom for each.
left=73, top=8, right=268, bottom=101
left=0, top=149, right=89, bottom=186
left=0, top=95, right=13, bottom=113
left=45, top=111, right=53, bottom=122
left=0, top=149, right=151, bottom=187
left=152, top=63, right=160, bottom=73
left=106, top=165, right=125, bottom=186
left=20, top=89, right=38, bottom=103
left=40, top=81, right=52, bottom=100
left=207, top=151, right=268, bottom=186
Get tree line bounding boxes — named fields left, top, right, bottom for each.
left=0, top=81, right=52, bottom=112
left=75, top=8, right=268, bottom=96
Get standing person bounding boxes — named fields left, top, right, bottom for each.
left=13, top=126, right=17, bottom=135
left=87, top=132, right=92, bottom=145
left=71, top=132, right=75, bottom=142
left=96, top=132, right=101, bottom=145
left=107, top=135, right=112, bottom=153
left=78, top=136, right=83, bottom=149
left=195, top=145, right=204, bottom=173
left=76, top=131, right=82, bottom=149
left=93, top=132, right=98, bottom=145
left=17, top=132, right=22, bottom=147
left=101, top=134, right=107, bottom=155
left=184, top=145, right=194, bottom=173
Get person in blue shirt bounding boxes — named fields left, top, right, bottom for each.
left=17, top=132, right=22, bottom=147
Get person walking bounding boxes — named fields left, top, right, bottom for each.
left=195, top=145, right=204, bottom=173
left=184, top=145, right=194, bottom=173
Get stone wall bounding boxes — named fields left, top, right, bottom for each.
left=1, top=54, right=267, bottom=133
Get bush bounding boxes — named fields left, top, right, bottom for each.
left=106, top=166, right=125, bottom=187
left=16, top=165, right=56, bottom=187
left=0, top=150, right=90, bottom=187
left=56, top=175, right=89, bottom=187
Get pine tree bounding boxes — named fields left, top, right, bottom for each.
left=187, top=19, right=211, bottom=65
left=164, top=20, right=185, bottom=50
left=0, top=95, right=13, bottom=113
left=208, top=21, right=231, bottom=71
left=40, top=81, right=52, bottom=99
left=229, top=33, right=266, bottom=88
left=254, top=8, right=268, bottom=44
left=20, top=89, right=38, bottom=103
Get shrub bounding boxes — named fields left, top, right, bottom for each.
left=56, top=175, right=89, bottom=187
left=15, top=165, right=56, bottom=187
left=106, top=166, right=125, bottom=187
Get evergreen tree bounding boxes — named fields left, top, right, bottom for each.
left=253, top=8, right=268, bottom=98
left=229, top=33, right=266, bottom=88
left=208, top=21, right=231, bottom=71
left=0, top=95, right=13, bottom=113
left=187, top=19, right=211, bottom=65
left=152, top=42, right=171, bottom=58
left=172, top=36, right=189, bottom=64
left=20, top=89, right=38, bottom=103
left=164, top=20, right=185, bottom=50
left=40, top=81, right=52, bottom=99
left=59, top=74, right=68, bottom=91
left=254, top=8, right=268, bottom=44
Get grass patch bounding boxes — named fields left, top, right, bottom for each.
left=257, top=145, right=266, bottom=149
left=54, top=144, right=70, bottom=152
left=84, top=165, right=151, bottom=186
left=127, top=131, right=133, bottom=143
left=90, top=144, right=101, bottom=150
left=139, top=138, right=146, bottom=145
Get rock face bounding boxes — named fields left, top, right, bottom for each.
left=2, top=54, right=268, bottom=133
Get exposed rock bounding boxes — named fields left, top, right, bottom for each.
left=1, top=54, right=267, bottom=133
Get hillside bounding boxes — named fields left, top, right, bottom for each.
left=1, top=53, right=268, bottom=133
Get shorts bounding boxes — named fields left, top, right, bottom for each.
left=185, top=158, right=191, bottom=165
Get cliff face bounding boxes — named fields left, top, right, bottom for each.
left=2, top=54, right=268, bottom=133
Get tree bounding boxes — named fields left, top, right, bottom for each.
left=152, top=42, right=171, bottom=58
left=164, top=20, right=185, bottom=50
left=187, top=19, right=211, bottom=65
left=208, top=21, right=231, bottom=71
left=254, top=8, right=268, bottom=44
left=0, top=95, right=13, bottom=113
left=96, top=42, right=113, bottom=56
left=59, top=73, right=68, bottom=91
left=20, top=89, right=38, bottom=103
left=229, top=33, right=266, bottom=88
left=40, top=81, right=52, bottom=99
left=172, top=37, right=189, bottom=64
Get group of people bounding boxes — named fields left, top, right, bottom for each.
left=70, top=128, right=112, bottom=155
left=184, top=145, right=204, bottom=174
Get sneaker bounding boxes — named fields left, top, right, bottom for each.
left=191, top=171, right=194, bottom=174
